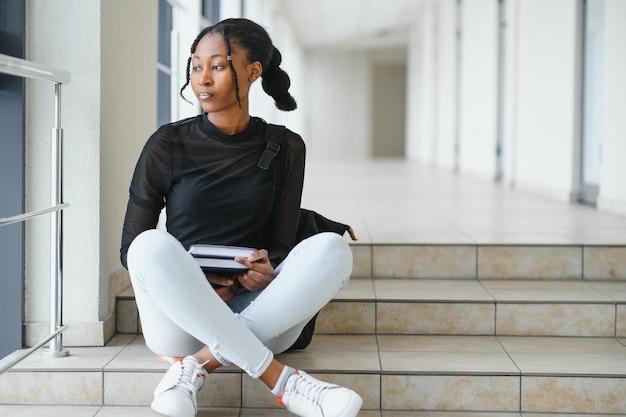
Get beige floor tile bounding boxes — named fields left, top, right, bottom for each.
left=0, top=371, right=102, bottom=405
left=104, top=336, right=167, bottom=371
left=103, top=371, right=242, bottom=407
left=335, top=278, right=376, bottom=300
left=510, top=352, right=626, bottom=376
left=351, top=244, right=372, bottom=277
left=522, top=376, right=626, bottom=413
left=355, top=411, right=382, bottom=417
left=471, top=233, right=576, bottom=245
left=277, top=348, right=380, bottom=372
left=482, top=280, right=613, bottom=302
left=118, top=286, right=135, bottom=298
left=584, top=246, right=626, bottom=280
left=0, top=405, right=100, bottom=417
left=498, top=336, right=626, bottom=354
left=619, top=306, right=626, bottom=337
left=590, top=281, right=626, bottom=301
left=382, top=375, right=519, bottom=411
left=380, top=350, right=519, bottom=375
left=103, top=372, right=162, bottom=406
left=499, top=336, right=626, bottom=377
left=368, top=231, right=476, bottom=245
left=383, top=413, right=522, bottom=417
left=496, top=304, right=615, bottom=336
left=377, top=302, right=495, bottom=335
left=302, top=160, right=626, bottom=247
left=97, top=407, right=240, bottom=417
left=0, top=334, right=135, bottom=372
left=478, top=246, right=582, bottom=279
left=239, top=408, right=292, bottom=416
left=305, top=335, right=378, bottom=351
left=317, top=301, right=376, bottom=334
left=372, top=245, right=476, bottom=278
left=522, top=414, right=624, bottom=417
left=198, top=373, right=242, bottom=407
left=116, top=298, right=139, bottom=334
left=374, top=279, right=493, bottom=301
left=92, top=406, right=162, bottom=416
left=378, top=335, right=505, bottom=353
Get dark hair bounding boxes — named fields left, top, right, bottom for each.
left=180, top=18, right=297, bottom=111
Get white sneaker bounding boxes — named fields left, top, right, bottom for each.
left=275, top=369, right=363, bottom=417
left=151, top=356, right=207, bottom=417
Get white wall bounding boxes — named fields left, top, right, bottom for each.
left=303, top=49, right=373, bottom=160
left=245, top=0, right=305, bottom=136
left=25, top=1, right=102, bottom=345
left=24, top=0, right=157, bottom=346
left=407, top=0, right=626, bottom=215
left=435, top=0, right=460, bottom=169
left=372, top=62, right=406, bottom=157
left=597, top=0, right=626, bottom=216
left=458, top=0, right=499, bottom=179
left=101, top=1, right=158, bottom=316
left=511, top=0, right=579, bottom=201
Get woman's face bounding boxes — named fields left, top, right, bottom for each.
left=190, top=33, right=261, bottom=114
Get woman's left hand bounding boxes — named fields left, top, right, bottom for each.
left=235, top=249, right=274, bottom=292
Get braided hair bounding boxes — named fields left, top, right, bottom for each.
left=180, top=18, right=297, bottom=111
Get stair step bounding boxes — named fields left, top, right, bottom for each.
left=6, top=406, right=616, bottom=417
left=1, top=334, right=626, bottom=414
left=351, top=244, right=626, bottom=280
left=117, top=278, right=626, bottom=338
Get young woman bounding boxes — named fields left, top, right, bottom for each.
left=120, top=18, right=362, bottom=417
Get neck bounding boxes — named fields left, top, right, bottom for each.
left=207, top=100, right=252, bottom=135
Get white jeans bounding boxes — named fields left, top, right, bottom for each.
left=127, top=229, right=352, bottom=378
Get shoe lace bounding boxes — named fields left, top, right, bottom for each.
left=290, top=372, right=330, bottom=409
left=175, top=359, right=208, bottom=395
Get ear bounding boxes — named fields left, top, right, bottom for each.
left=248, top=61, right=262, bottom=83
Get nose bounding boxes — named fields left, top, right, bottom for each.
left=196, top=69, right=212, bottom=86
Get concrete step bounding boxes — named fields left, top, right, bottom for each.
left=1, top=334, right=626, bottom=414
left=4, top=407, right=622, bottom=417
left=4, top=243, right=626, bottom=415
left=117, top=278, right=626, bottom=338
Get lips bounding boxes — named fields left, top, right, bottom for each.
left=197, top=91, right=213, bottom=100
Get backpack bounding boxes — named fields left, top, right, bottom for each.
left=258, top=124, right=357, bottom=350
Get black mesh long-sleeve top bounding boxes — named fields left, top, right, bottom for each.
left=120, top=114, right=305, bottom=269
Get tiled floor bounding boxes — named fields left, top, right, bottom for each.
left=2, top=160, right=626, bottom=416
left=3, top=333, right=626, bottom=405
left=301, top=160, right=626, bottom=245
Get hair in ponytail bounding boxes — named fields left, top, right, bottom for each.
left=180, top=18, right=297, bottom=111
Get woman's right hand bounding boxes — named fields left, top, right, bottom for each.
left=204, top=272, right=238, bottom=302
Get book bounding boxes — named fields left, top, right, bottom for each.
left=193, top=257, right=248, bottom=273
left=188, top=244, right=256, bottom=259
left=188, top=244, right=256, bottom=273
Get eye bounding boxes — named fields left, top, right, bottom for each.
left=192, top=66, right=202, bottom=72
left=212, top=65, right=224, bottom=71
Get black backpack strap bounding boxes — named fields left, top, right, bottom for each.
left=257, top=124, right=286, bottom=170
left=259, top=124, right=286, bottom=256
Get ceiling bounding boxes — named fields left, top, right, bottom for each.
left=276, top=0, right=423, bottom=50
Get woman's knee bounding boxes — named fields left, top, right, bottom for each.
left=311, top=232, right=353, bottom=267
left=127, top=229, right=181, bottom=268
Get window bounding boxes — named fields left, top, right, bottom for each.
left=0, top=0, right=25, bottom=357
left=157, top=0, right=173, bottom=127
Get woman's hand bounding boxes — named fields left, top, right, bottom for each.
left=235, top=249, right=274, bottom=292
left=204, top=272, right=238, bottom=302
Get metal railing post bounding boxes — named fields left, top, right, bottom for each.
left=0, top=53, right=71, bottom=370
left=45, top=83, right=68, bottom=357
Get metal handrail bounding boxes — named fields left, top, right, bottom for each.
left=0, top=53, right=70, bottom=84
left=0, top=203, right=69, bottom=227
left=0, top=53, right=71, bottom=373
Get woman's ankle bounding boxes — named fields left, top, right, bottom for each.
left=260, top=359, right=285, bottom=390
